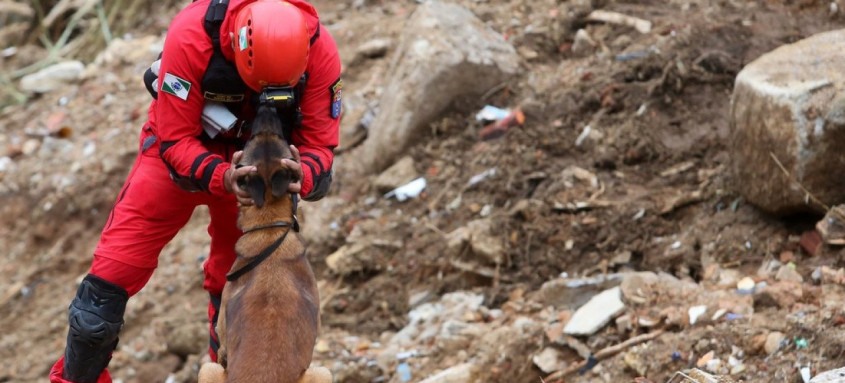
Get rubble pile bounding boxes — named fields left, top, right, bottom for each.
left=3, top=0, right=845, bottom=382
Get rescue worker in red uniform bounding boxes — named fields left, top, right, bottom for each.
left=48, top=0, right=341, bottom=381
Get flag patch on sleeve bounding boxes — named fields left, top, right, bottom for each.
left=330, top=78, right=343, bottom=119
left=162, top=73, right=191, bottom=101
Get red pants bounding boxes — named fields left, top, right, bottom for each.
left=50, top=129, right=240, bottom=382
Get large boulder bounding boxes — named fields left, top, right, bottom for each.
left=352, top=1, right=519, bottom=173
left=730, top=30, right=845, bottom=215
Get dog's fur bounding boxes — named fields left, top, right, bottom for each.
left=198, top=107, right=331, bottom=383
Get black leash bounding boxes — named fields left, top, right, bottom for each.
left=226, top=223, right=291, bottom=282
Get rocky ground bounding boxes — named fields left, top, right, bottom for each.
left=3, top=0, right=845, bottom=382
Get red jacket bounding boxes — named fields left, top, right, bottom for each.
left=147, top=0, right=341, bottom=199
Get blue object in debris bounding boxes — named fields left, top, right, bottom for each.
left=579, top=355, right=599, bottom=375
left=671, top=351, right=682, bottom=362
left=397, top=362, right=412, bottom=382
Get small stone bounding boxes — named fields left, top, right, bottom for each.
left=801, top=230, right=823, bottom=256
left=326, top=243, right=372, bottom=275
left=418, top=363, right=478, bottom=383
left=374, top=156, right=418, bottom=192
left=315, top=339, right=331, bottom=354
left=571, top=29, right=597, bottom=57
left=20, top=61, right=85, bottom=93
left=775, top=264, right=804, bottom=282
left=737, top=277, right=756, bottom=294
left=355, top=38, right=392, bottom=59
left=532, top=348, right=566, bottom=374
left=164, top=322, right=206, bottom=358
left=764, top=331, right=785, bottom=354
left=21, top=139, right=40, bottom=156
left=754, top=281, right=802, bottom=309
left=696, top=350, right=715, bottom=368
left=564, top=286, right=626, bottom=336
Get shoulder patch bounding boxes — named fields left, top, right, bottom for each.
left=162, top=73, right=191, bottom=101
left=330, top=78, right=343, bottom=119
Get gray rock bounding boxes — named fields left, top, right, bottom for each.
left=163, top=321, right=206, bottom=358
left=418, top=363, right=478, bottom=383
left=20, top=61, right=85, bottom=93
left=325, top=243, right=371, bottom=276
left=564, top=286, right=625, bottom=336
left=536, top=274, right=624, bottom=310
left=810, top=367, right=845, bottom=382
left=533, top=347, right=566, bottom=374
left=775, top=264, right=804, bottom=283
left=374, top=156, right=417, bottom=192
left=730, top=30, right=845, bottom=215
left=764, top=331, right=785, bottom=355
left=446, top=219, right=504, bottom=264
left=571, top=29, right=597, bottom=57
left=352, top=1, right=519, bottom=173
left=300, top=196, right=345, bottom=244
left=355, top=38, right=392, bottom=60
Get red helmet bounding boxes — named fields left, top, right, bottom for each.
left=231, top=0, right=310, bottom=91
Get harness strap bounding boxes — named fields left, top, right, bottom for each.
left=241, top=220, right=291, bottom=235
left=204, top=0, right=229, bottom=54
left=227, top=227, right=291, bottom=282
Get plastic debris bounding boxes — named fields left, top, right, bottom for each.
left=479, top=107, right=525, bottom=140
left=795, top=337, right=809, bottom=349
left=397, top=362, right=412, bottom=382
left=579, top=355, right=599, bottom=374
left=575, top=125, right=592, bottom=147
left=384, top=177, right=427, bottom=202
left=688, top=305, right=707, bottom=325
left=467, top=168, right=498, bottom=188
left=475, top=105, right=511, bottom=122
left=711, top=308, right=727, bottom=321
left=801, top=366, right=812, bottom=383
left=671, top=351, right=682, bottom=362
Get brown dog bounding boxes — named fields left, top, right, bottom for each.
left=198, top=106, right=331, bottom=383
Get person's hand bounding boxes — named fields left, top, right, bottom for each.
left=282, top=145, right=303, bottom=194
left=224, top=151, right=257, bottom=206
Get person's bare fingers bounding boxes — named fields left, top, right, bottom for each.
left=289, top=145, right=300, bottom=162
left=233, top=165, right=256, bottom=178
left=281, top=159, right=303, bottom=179
left=287, top=181, right=302, bottom=194
left=233, top=150, right=244, bottom=164
left=231, top=165, right=256, bottom=206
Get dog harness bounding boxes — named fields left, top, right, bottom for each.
left=225, top=196, right=300, bottom=282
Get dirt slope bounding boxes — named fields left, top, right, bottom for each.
left=2, top=0, right=845, bottom=382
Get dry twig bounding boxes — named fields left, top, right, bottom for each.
left=545, top=329, right=666, bottom=382
left=768, top=152, right=829, bottom=211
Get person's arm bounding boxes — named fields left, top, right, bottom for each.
left=155, top=9, right=232, bottom=196
left=295, top=25, right=342, bottom=201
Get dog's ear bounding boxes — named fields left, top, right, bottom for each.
left=245, top=176, right=266, bottom=208
left=271, top=169, right=292, bottom=198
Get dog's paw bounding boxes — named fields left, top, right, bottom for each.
left=299, top=366, right=332, bottom=383
left=198, top=362, right=226, bottom=383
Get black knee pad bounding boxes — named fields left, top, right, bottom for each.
left=63, top=274, right=128, bottom=383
